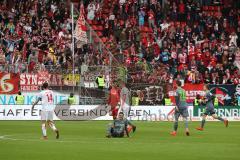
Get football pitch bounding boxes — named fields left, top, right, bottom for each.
left=0, top=121, right=239, bottom=160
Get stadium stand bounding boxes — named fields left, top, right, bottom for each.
left=0, top=0, right=239, bottom=105
left=1, top=0, right=239, bottom=83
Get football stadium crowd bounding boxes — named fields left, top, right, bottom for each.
left=0, top=0, right=239, bottom=85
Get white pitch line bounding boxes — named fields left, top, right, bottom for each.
left=1, top=135, right=239, bottom=146
left=0, top=135, right=12, bottom=139
left=0, top=137, right=130, bottom=144
left=0, top=135, right=129, bottom=144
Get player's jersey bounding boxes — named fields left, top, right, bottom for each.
left=109, top=87, right=120, bottom=107
left=120, top=87, right=130, bottom=105
left=175, top=87, right=187, bottom=109
left=113, top=119, right=128, bottom=134
left=38, top=89, right=55, bottom=111
left=205, top=90, right=214, bottom=109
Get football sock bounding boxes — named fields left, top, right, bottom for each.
left=106, top=123, right=112, bottom=135
left=49, top=123, right=57, bottom=131
left=217, top=117, right=224, bottom=122
left=184, top=119, right=189, bottom=129
left=42, top=124, right=47, bottom=137
left=201, top=119, right=206, bottom=128
left=174, top=121, right=178, bottom=131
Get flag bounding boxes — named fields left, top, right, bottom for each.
left=38, top=71, right=50, bottom=86
left=74, top=3, right=88, bottom=48
left=215, top=88, right=225, bottom=105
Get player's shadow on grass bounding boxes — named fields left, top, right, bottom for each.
left=55, top=101, right=110, bottom=121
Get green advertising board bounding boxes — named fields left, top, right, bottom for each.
left=194, top=106, right=240, bottom=118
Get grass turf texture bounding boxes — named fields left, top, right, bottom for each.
left=0, top=121, right=239, bottom=160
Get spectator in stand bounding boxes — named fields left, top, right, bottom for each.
left=229, top=32, right=238, bottom=47
left=87, top=1, right=97, bottom=21
left=178, top=0, right=185, bottom=21
left=0, top=0, right=239, bottom=88
left=148, top=9, right=155, bottom=29
left=138, top=7, right=145, bottom=27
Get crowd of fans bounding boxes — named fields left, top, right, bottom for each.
left=0, top=0, right=240, bottom=85
left=0, top=0, right=80, bottom=74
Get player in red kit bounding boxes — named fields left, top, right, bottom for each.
left=108, top=81, right=120, bottom=120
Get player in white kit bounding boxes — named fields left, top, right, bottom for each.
left=32, top=82, right=59, bottom=140
left=118, top=81, right=131, bottom=118
left=118, top=81, right=136, bottom=133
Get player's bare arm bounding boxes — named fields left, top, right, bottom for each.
left=125, top=125, right=129, bottom=137
left=32, top=98, right=41, bottom=110
left=121, top=94, right=126, bottom=106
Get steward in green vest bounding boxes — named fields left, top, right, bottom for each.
left=163, top=95, right=172, bottom=106
left=164, top=98, right=172, bottom=106
left=96, top=75, right=105, bottom=89
left=68, top=93, right=76, bottom=105
left=194, top=99, right=199, bottom=106
left=132, top=97, right=139, bottom=106
left=194, top=94, right=201, bottom=107
left=15, top=91, right=25, bottom=105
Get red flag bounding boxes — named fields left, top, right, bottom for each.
left=215, top=88, right=225, bottom=105
left=74, top=3, right=88, bottom=45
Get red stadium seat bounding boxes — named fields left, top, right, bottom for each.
left=96, top=31, right=103, bottom=37
left=94, top=38, right=100, bottom=43
left=209, top=6, right=214, bottom=11
left=203, top=6, right=208, bottom=11
left=87, top=20, right=93, bottom=25
left=92, top=25, right=97, bottom=30
left=175, top=21, right=180, bottom=26
left=101, top=37, right=107, bottom=43
left=96, top=26, right=103, bottom=31
left=181, top=22, right=186, bottom=27
left=147, top=27, right=153, bottom=33
left=214, top=6, right=219, bottom=11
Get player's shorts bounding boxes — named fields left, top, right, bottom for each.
left=110, top=128, right=124, bottom=138
left=203, top=107, right=216, bottom=116
left=174, top=107, right=189, bottom=118
left=41, top=110, right=54, bottom=121
left=119, top=103, right=131, bottom=118
left=111, top=107, right=119, bottom=118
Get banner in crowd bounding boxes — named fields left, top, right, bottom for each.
left=20, top=73, right=38, bottom=91
left=0, top=92, right=79, bottom=105
left=192, top=105, right=240, bottom=121
left=209, top=84, right=236, bottom=106
left=168, top=83, right=205, bottom=103
left=168, top=84, right=237, bottom=105
left=82, top=66, right=111, bottom=88
left=37, top=71, right=50, bottom=85
left=236, top=84, right=240, bottom=96
left=130, top=85, right=166, bottom=105
left=0, top=73, right=19, bottom=94
left=0, top=105, right=239, bottom=121
left=20, top=73, right=64, bottom=91
left=63, top=74, right=80, bottom=86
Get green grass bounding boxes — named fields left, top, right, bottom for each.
left=0, top=121, right=240, bottom=160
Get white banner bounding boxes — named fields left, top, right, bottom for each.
left=0, top=105, right=239, bottom=121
